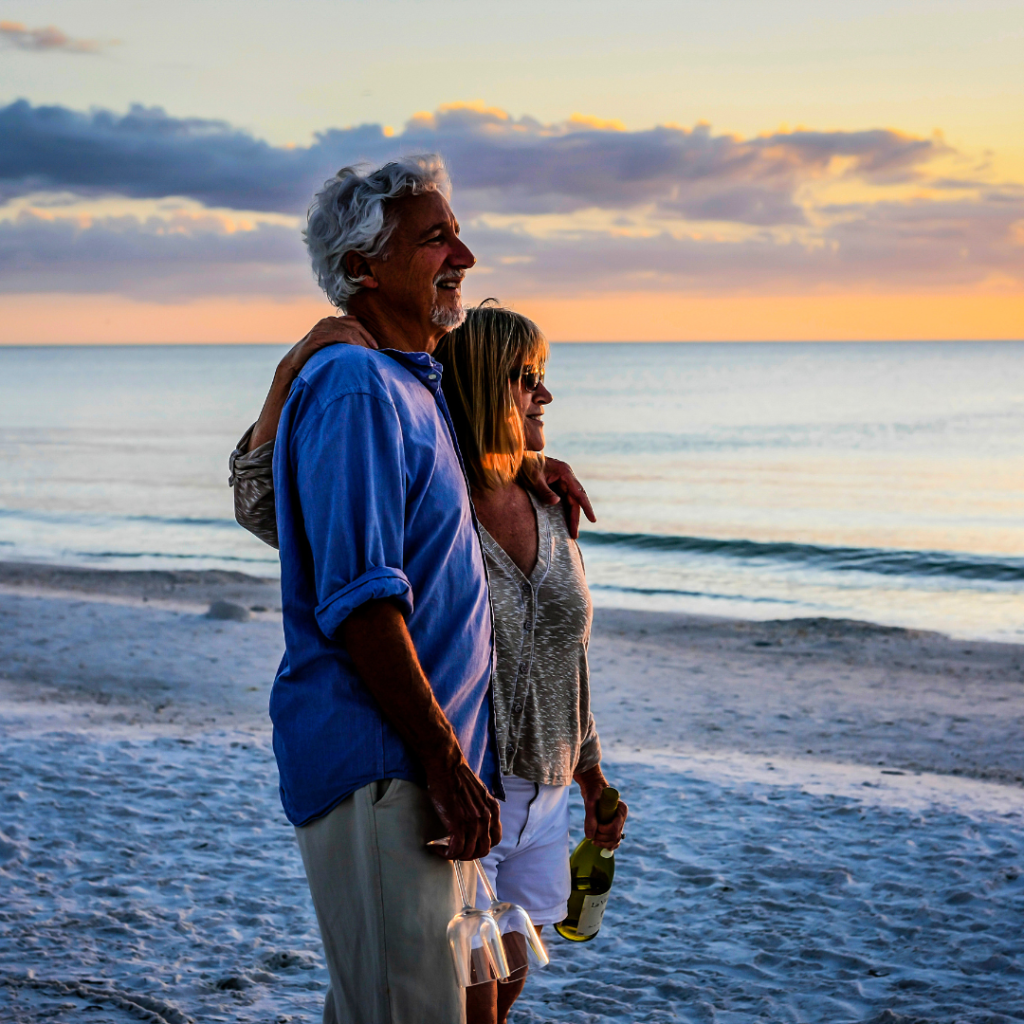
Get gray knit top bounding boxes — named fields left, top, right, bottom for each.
left=481, top=492, right=601, bottom=786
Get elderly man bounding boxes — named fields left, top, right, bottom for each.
left=231, top=154, right=594, bottom=1023
left=265, top=156, right=503, bottom=1024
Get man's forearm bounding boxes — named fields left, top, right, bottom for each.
left=341, top=598, right=501, bottom=860
left=341, top=599, right=461, bottom=771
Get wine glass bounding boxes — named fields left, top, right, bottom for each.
left=446, top=860, right=511, bottom=987
left=475, top=861, right=550, bottom=979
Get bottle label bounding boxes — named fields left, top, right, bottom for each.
left=575, top=891, right=610, bottom=937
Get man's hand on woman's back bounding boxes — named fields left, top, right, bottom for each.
left=520, top=455, right=597, bottom=540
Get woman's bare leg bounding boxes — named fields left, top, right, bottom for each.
left=463, top=969, right=529, bottom=1024
left=465, top=981, right=498, bottom=1024
left=495, top=925, right=541, bottom=1024
left=464, top=924, right=543, bottom=1023
left=496, top=974, right=528, bottom=1024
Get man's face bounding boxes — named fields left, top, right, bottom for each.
left=371, top=190, right=475, bottom=341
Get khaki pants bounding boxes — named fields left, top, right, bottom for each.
left=294, top=778, right=465, bottom=1024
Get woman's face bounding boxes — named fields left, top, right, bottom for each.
left=511, top=364, right=552, bottom=453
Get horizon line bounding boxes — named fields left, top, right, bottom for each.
left=2, top=338, right=1023, bottom=348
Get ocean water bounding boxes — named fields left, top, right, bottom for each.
left=1, top=341, right=1022, bottom=641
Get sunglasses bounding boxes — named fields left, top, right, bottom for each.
left=509, top=365, right=545, bottom=392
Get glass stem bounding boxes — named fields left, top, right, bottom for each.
left=475, top=860, right=499, bottom=904
left=454, top=860, right=473, bottom=910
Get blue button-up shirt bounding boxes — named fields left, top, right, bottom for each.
left=270, top=345, right=499, bottom=827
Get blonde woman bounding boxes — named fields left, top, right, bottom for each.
left=231, top=303, right=627, bottom=1024
left=435, top=304, right=627, bottom=1021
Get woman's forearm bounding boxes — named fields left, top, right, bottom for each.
left=249, top=361, right=299, bottom=450
left=229, top=426, right=279, bottom=548
left=573, top=762, right=609, bottom=799
left=574, top=762, right=627, bottom=848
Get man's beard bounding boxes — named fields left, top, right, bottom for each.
left=430, top=302, right=467, bottom=329
left=430, top=271, right=467, bottom=329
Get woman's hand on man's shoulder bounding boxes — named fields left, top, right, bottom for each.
left=281, top=316, right=379, bottom=375
left=247, top=317, right=379, bottom=450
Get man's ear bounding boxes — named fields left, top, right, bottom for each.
left=343, top=250, right=380, bottom=290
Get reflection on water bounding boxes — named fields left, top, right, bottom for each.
left=1, top=341, right=1022, bottom=640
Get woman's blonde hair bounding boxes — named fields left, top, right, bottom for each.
left=435, top=300, right=549, bottom=492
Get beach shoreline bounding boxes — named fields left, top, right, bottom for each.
left=2, top=559, right=1022, bottom=785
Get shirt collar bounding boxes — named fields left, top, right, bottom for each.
left=380, top=348, right=444, bottom=393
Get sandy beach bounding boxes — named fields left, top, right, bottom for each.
left=2, top=562, right=1023, bottom=1023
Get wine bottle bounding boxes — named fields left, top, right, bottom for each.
left=554, top=787, right=619, bottom=942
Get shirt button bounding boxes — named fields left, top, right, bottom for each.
left=513, top=703, right=523, bottom=715
left=506, top=743, right=514, bottom=758
left=519, top=662, right=528, bottom=674
left=523, top=620, right=532, bottom=631
left=427, top=373, right=438, bottom=380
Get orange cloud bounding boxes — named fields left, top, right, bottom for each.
left=0, top=20, right=111, bottom=54
left=0, top=294, right=333, bottom=345
left=1, top=290, right=1019, bottom=346
left=568, top=113, right=626, bottom=132
left=515, top=290, right=1024, bottom=342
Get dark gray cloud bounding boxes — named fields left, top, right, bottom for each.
left=0, top=101, right=334, bottom=212
left=0, top=100, right=943, bottom=224
left=1, top=100, right=1017, bottom=302
left=0, top=21, right=106, bottom=54
left=417, top=111, right=940, bottom=223
left=2, top=187, right=1019, bottom=302
left=464, top=192, right=1024, bottom=295
left=0, top=212, right=312, bottom=299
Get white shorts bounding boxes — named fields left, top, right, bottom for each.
left=476, top=774, right=571, bottom=926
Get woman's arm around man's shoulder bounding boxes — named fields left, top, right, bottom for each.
left=229, top=316, right=597, bottom=548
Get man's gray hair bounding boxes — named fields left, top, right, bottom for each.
left=304, top=154, right=452, bottom=310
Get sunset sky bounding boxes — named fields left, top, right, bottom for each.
left=2, top=0, right=1022, bottom=343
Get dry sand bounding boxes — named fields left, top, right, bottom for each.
left=589, top=608, right=1024, bottom=785
left=2, top=562, right=1023, bottom=1023
left=0, top=562, right=280, bottom=732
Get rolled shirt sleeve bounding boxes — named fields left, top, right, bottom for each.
left=287, top=386, right=413, bottom=639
